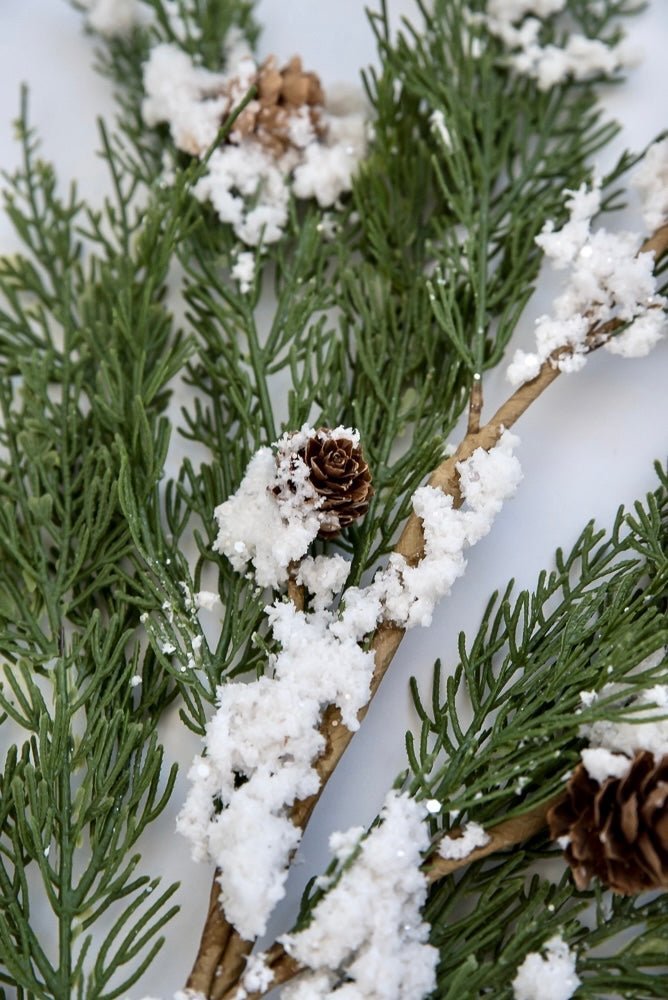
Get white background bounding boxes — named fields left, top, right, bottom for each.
left=0, top=1, right=667, bottom=996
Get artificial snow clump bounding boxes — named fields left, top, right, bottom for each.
left=507, top=178, right=667, bottom=386
left=212, top=445, right=321, bottom=589
left=579, top=684, right=668, bottom=759
left=194, top=590, right=221, bottom=611
left=512, top=935, right=581, bottom=1000
left=142, top=44, right=367, bottom=245
left=279, top=792, right=438, bottom=1000
left=438, top=820, right=490, bottom=860
left=239, top=954, right=274, bottom=995
left=479, top=3, right=634, bottom=91
left=632, top=138, right=668, bottom=232
left=377, top=430, right=523, bottom=628
left=580, top=747, right=631, bottom=784
left=176, top=598, right=377, bottom=938
left=429, top=109, right=453, bottom=151
left=296, top=554, right=351, bottom=611
left=82, top=0, right=138, bottom=35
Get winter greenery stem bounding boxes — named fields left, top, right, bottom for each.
left=2, top=1, right=668, bottom=999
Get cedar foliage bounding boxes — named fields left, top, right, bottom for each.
left=0, top=1, right=665, bottom=996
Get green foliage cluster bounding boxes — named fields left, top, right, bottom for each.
left=0, top=96, right=192, bottom=996
left=418, top=467, right=668, bottom=997
left=0, top=0, right=665, bottom=996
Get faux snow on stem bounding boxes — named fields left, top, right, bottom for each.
left=278, top=792, right=438, bottom=1000
left=512, top=934, right=581, bottom=1000
left=478, top=1, right=634, bottom=91
left=178, top=431, right=522, bottom=939
left=507, top=175, right=667, bottom=386
left=142, top=43, right=367, bottom=245
left=438, top=820, right=490, bottom=860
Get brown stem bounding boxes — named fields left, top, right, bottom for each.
left=467, top=372, right=483, bottom=435
left=210, top=932, right=256, bottom=999
left=425, top=792, right=565, bottom=882
left=641, top=221, right=668, bottom=259
left=287, top=561, right=306, bottom=612
left=219, top=942, right=301, bottom=1000
left=185, top=871, right=237, bottom=995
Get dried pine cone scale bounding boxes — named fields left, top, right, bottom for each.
left=549, top=751, right=668, bottom=894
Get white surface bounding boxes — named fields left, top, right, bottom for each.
left=0, top=1, right=667, bottom=996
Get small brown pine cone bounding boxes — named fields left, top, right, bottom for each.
left=229, top=55, right=324, bottom=155
left=300, top=431, right=373, bottom=539
left=548, top=751, right=668, bottom=894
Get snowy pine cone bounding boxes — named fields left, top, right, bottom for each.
left=230, top=55, right=324, bottom=155
left=300, top=431, right=373, bottom=538
left=548, top=751, right=668, bottom=894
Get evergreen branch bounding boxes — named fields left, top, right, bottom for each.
left=289, top=217, right=668, bottom=837
left=236, top=456, right=668, bottom=998
left=207, top=222, right=668, bottom=1000
left=0, top=92, right=208, bottom=993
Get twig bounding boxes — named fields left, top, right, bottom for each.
left=210, top=932, right=256, bottom=1000
left=467, top=372, right=483, bottom=435
left=185, top=872, right=239, bottom=995
left=425, top=792, right=565, bottom=882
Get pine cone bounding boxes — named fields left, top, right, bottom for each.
left=230, top=55, right=324, bottom=155
left=300, top=431, right=373, bottom=538
left=548, top=751, right=668, bottom=894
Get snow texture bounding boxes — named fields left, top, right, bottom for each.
left=194, top=590, right=221, bottom=611
left=296, top=553, right=351, bottom=611
left=212, top=444, right=318, bottom=589
left=438, top=821, right=490, bottom=860
left=580, top=683, right=668, bottom=760
left=480, top=2, right=633, bottom=91
left=240, top=954, right=274, bottom=995
left=507, top=177, right=666, bottom=386
left=580, top=747, right=631, bottom=784
left=180, top=431, right=522, bottom=939
left=632, top=138, right=668, bottom=232
left=231, top=250, right=256, bottom=294
left=142, top=44, right=367, bottom=245
left=513, top=935, right=581, bottom=1000
left=280, top=792, right=438, bottom=1000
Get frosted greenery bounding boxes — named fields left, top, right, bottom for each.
left=0, top=0, right=666, bottom=997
